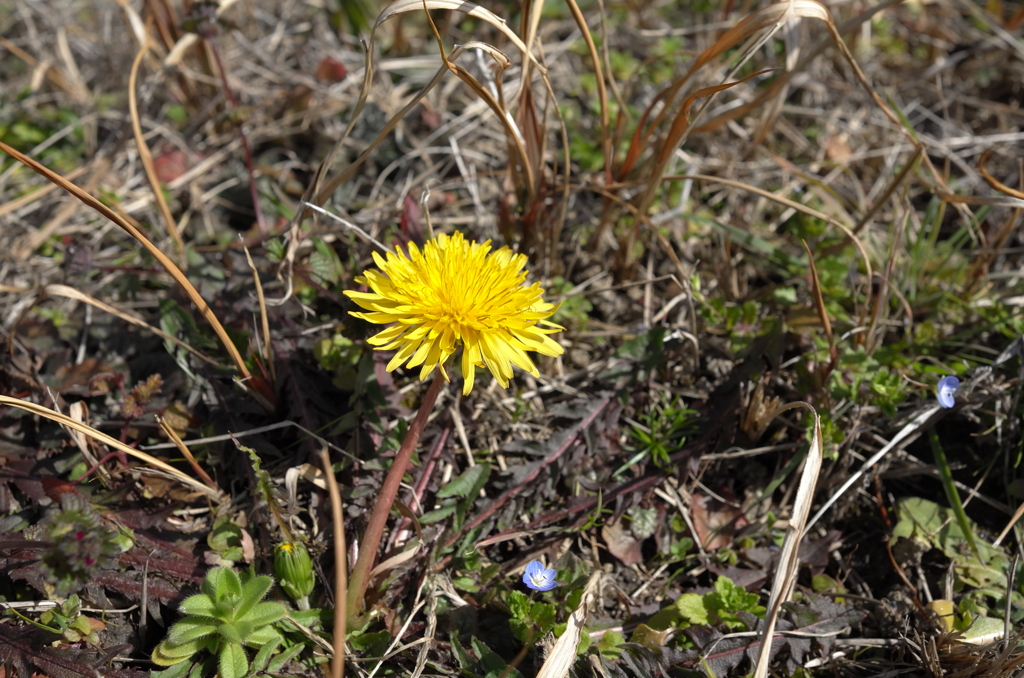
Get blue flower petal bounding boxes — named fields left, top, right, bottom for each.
left=937, top=376, right=960, bottom=409
left=522, top=560, right=559, bottom=591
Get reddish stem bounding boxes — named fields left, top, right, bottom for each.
left=346, top=371, right=445, bottom=614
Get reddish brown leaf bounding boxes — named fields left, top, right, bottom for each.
left=691, top=490, right=748, bottom=550
left=602, top=519, right=643, bottom=565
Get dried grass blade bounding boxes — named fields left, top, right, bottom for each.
left=157, top=415, right=220, bottom=491
left=375, top=0, right=532, bottom=61
left=0, top=140, right=251, bottom=382
left=369, top=541, right=422, bottom=579
left=633, top=70, right=769, bottom=218
left=129, top=39, right=185, bottom=262
left=852, top=146, right=922, bottom=235
left=802, top=241, right=835, bottom=362
left=241, top=242, right=275, bottom=386
left=40, top=284, right=220, bottom=367
left=311, top=0, right=538, bottom=209
left=980, top=147, right=1024, bottom=200
left=661, top=172, right=873, bottom=319
left=753, top=403, right=823, bottom=678
left=0, top=395, right=220, bottom=500
left=317, top=43, right=527, bottom=206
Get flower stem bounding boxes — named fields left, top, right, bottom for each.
left=346, top=371, right=445, bottom=614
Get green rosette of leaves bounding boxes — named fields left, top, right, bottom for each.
left=151, top=567, right=286, bottom=678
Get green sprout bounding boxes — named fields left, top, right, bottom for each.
left=151, top=567, right=286, bottom=678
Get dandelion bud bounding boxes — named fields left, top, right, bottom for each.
left=274, top=542, right=314, bottom=602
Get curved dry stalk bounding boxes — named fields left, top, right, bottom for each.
left=980, top=146, right=1024, bottom=200
left=316, top=42, right=526, bottom=206
left=157, top=415, right=220, bottom=491
left=312, top=0, right=539, bottom=207
left=660, top=172, right=875, bottom=325
left=129, top=39, right=185, bottom=262
left=0, top=395, right=221, bottom=500
left=0, top=141, right=253, bottom=385
left=25, top=284, right=220, bottom=367
left=752, top=402, right=823, bottom=678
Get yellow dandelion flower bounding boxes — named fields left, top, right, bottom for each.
left=343, top=232, right=564, bottom=395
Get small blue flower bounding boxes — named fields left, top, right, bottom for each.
left=937, top=376, right=960, bottom=409
left=522, top=560, right=558, bottom=591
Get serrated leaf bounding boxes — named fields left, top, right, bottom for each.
left=676, top=593, right=709, bottom=625
left=219, top=642, right=249, bottom=678
left=507, top=591, right=531, bottom=619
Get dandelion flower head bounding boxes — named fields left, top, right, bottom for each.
left=522, top=560, right=558, bottom=591
left=937, top=375, right=960, bottom=409
left=344, top=232, right=564, bottom=395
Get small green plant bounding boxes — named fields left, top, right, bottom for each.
left=507, top=590, right=557, bottom=643
left=623, top=393, right=698, bottom=471
left=676, top=576, right=766, bottom=631
left=33, top=493, right=122, bottom=597
left=38, top=594, right=105, bottom=645
left=151, top=567, right=286, bottom=678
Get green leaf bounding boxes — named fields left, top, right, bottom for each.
left=676, top=593, right=708, bottom=625
left=241, top=601, right=287, bottom=630
left=246, top=625, right=284, bottom=648
left=151, top=660, right=195, bottom=678
left=267, top=642, right=306, bottom=672
left=250, top=636, right=282, bottom=672
left=437, top=463, right=489, bottom=499
left=207, top=517, right=244, bottom=555
left=472, top=636, right=519, bottom=678
left=151, top=638, right=206, bottom=665
left=166, top=618, right=219, bottom=645
left=597, top=629, right=624, bottom=658
left=205, top=567, right=242, bottom=602
left=420, top=503, right=457, bottom=524
left=285, top=608, right=326, bottom=628
left=455, top=463, right=491, bottom=531
left=309, top=239, right=343, bottom=286
left=217, top=623, right=245, bottom=645
left=178, top=594, right=218, bottom=619
left=236, top=575, right=274, bottom=619
left=219, top=642, right=249, bottom=678
left=507, top=591, right=530, bottom=619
